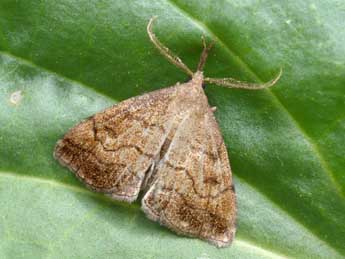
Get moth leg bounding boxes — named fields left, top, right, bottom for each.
left=196, top=36, right=214, bottom=72
left=147, top=16, right=194, bottom=77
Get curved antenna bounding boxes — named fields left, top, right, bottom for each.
left=204, top=68, right=282, bottom=90
left=147, top=16, right=194, bottom=77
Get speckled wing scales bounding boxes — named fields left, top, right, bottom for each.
left=54, top=79, right=236, bottom=247
left=142, top=107, right=236, bottom=247
left=54, top=84, right=180, bottom=202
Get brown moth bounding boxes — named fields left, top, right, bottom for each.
left=54, top=17, right=281, bottom=247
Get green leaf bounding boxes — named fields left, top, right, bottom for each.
left=0, top=0, right=344, bottom=258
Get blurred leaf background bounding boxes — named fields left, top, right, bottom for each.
left=0, top=0, right=344, bottom=258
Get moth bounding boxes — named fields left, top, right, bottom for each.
left=54, top=17, right=281, bottom=247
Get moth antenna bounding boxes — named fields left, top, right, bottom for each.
left=197, top=36, right=214, bottom=72
left=147, top=16, right=194, bottom=77
left=204, top=68, right=282, bottom=90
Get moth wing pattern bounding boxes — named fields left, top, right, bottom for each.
left=54, top=84, right=181, bottom=202
left=141, top=106, right=236, bottom=247
left=54, top=78, right=236, bottom=247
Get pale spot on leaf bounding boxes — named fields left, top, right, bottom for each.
left=10, top=90, right=23, bottom=105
